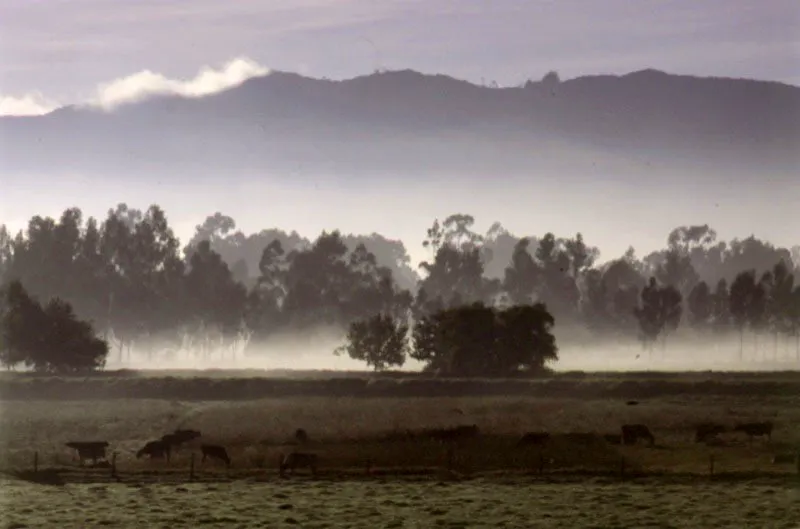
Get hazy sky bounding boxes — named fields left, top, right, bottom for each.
left=1, top=0, right=798, bottom=267
left=2, top=0, right=798, bottom=108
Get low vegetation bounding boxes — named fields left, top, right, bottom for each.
left=3, top=478, right=798, bottom=528
left=3, top=371, right=800, bottom=400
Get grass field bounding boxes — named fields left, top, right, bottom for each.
left=4, top=369, right=800, bottom=401
left=2, top=477, right=799, bottom=528
left=2, top=371, right=800, bottom=527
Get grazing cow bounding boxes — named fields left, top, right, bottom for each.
left=422, top=424, right=480, bottom=443
left=137, top=440, right=171, bottom=462
left=294, top=428, right=309, bottom=444
left=603, top=434, right=623, bottom=445
left=279, top=452, right=318, bottom=477
left=733, top=422, right=773, bottom=444
left=626, top=401, right=640, bottom=406
left=621, top=424, right=655, bottom=446
left=695, top=423, right=726, bottom=444
left=65, top=441, right=109, bottom=466
left=162, top=429, right=201, bottom=451
left=772, top=453, right=796, bottom=465
left=200, top=444, right=231, bottom=468
left=516, top=432, right=550, bottom=447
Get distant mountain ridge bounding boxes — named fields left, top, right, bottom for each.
left=2, top=68, right=798, bottom=182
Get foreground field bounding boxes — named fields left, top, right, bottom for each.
left=2, top=477, right=799, bottom=528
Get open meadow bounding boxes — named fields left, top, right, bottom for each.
left=3, top=477, right=800, bottom=528
left=2, top=371, right=800, bottom=527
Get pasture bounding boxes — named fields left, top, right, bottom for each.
left=2, top=371, right=800, bottom=527
left=2, top=477, right=799, bottom=528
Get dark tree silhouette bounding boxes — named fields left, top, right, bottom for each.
left=410, top=302, right=557, bottom=377
left=687, top=281, right=713, bottom=330
left=711, top=279, right=731, bottom=334
left=729, top=270, right=766, bottom=359
left=634, top=278, right=683, bottom=354
left=335, top=313, right=409, bottom=371
left=0, top=281, right=108, bottom=372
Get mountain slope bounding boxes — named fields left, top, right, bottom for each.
left=1, top=68, right=798, bottom=182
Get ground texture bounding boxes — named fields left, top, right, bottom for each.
left=3, top=477, right=800, bottom=528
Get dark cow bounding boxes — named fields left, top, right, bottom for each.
left=733, top=422, right=773, bottom=444
left=280, top=452, right=318, bottom=477
left=516, top=432, right=551, bottom=447
left=695, top=423, right=726, bottom=444
left=603, top=434, right=623, bottom=445
left=162, top=429, right=201, bottom=451
left=65, top=441, right=109, bottom=466
left=621, top=424, right=655, bottom=446
left=772, top=453, right=796, bottom=465
left=294, top=428, right=309, bottom=444
left=137, top=440, right=171, bottom=461
left=422, top=424, right=480, bottom=443
left=200, top=444, right=231, bottom=467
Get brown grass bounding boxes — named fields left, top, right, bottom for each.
left=3, top=369, right=800, bottom=401
left=2, top=477, right=799, bottom=528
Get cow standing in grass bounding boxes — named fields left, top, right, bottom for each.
left=200, top=444, right=231, bottom=468
left=162, top=429, right=201, bottom=452
left=137, top=440, right=171, bottom=462
left=734, top=422, right=773, bottom=445
left=280, top=452, right=318, bottom=477
left=695, top=423, right=726, bottom=444
left=621, top=424, right=655, bottom=446
left=65, top=441, right=109, bottom=466
left=516, top=432, right=550, bottom=448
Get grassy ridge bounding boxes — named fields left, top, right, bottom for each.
left=3, top=370, right=800, bottom=400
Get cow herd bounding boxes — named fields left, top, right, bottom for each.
left=61, top=419, right=778, bottom=476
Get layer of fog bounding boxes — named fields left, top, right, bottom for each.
left=103, top=334, right=800, bottom=374
left=4, top=171, right=798, bottom=271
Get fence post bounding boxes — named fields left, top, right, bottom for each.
left=446, top=444, right=455, bottom=471
left=189, top=453, right=195, bottom=482
left=620, top=456, right=625, bottom=478
left=709, top=454, right=715, bottom=477
left=538, top=453, right=544, bottom=475
left=111, top=452, right=117, bottom=479
left=33, top=451, right=38, bottom=473
left=796, top=451, right=799, bottom=476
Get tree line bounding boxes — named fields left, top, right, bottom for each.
left=1, top=204, right=798, bottom=373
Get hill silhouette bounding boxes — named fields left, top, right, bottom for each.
left=1, top=68, right=798, bottom=182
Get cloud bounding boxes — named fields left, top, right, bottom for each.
left=0, top=57, right=270, bottom=116
left=0, top=92, right=59, bottom=116
left=91, top=57, right=269, bottom=110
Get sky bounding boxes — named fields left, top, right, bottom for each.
left=1, top=0, right=799, bottom=268
left=1, top=0, right=798, bottom=112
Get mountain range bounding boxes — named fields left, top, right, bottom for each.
left=2, top=69, right=798, bottom=184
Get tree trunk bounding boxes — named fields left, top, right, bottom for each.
left=739, top=328, right=744, bottom=362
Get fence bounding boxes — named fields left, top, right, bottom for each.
left=15, top=441, right=800, bottom=486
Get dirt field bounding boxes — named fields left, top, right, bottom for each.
left=2, top=477, right=799, bottom=528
